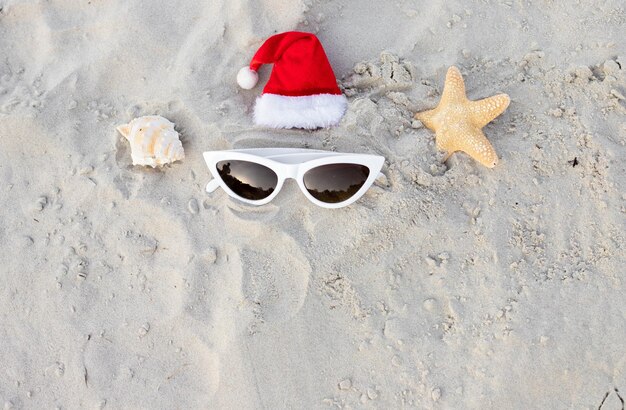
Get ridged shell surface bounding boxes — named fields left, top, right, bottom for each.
left=116, top=116, right=184, bottom=167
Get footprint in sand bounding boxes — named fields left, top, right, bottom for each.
left=184, top=233, right=311, bottom=340
left=239, top=237, right=311, bottom=326
left=195, top=204, right=311, bottom=332
left=218, top=173, right=313, bottom=318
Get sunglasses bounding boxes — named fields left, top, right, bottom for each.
left=203, top=148, right=385, bottom=208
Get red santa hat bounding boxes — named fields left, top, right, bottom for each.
left=237, top=31, right=347, bottom=129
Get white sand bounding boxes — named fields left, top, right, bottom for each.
left=1, top=0, right=625, bottom=408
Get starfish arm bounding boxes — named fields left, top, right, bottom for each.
left=440, top=66, right=467, bottom=105
left=452, top=128, right=499, bottom=168
left=468, top=93, right=510, bottom=128
left=414, top=108, right=438, bottom=130
left=433, top=126, right=454, bottom=153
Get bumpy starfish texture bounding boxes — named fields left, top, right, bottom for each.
left=415, top=66, right=510, bottom=168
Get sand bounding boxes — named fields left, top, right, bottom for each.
left=0, top=0, right=625, bottom=408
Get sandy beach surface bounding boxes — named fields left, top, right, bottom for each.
left=0, top=0, right=625, bottom=408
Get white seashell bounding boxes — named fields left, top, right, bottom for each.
left=116, top=115, right=184, bottom=167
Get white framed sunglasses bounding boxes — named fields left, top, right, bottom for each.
left=203, top=148, right=385, bottom=209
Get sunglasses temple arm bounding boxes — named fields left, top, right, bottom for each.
left=206, top=179, right=221, bottom=193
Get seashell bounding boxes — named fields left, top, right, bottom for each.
left=116, top=115, right=184, bottom=167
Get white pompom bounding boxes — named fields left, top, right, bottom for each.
left=237, top=67, right=258, bottom=90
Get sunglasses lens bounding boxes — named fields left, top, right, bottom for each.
left=303, top=163, right=370, bottom=204
left=216, top=160, right=278, bottom=201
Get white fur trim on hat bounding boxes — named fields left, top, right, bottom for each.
left=253, top=93, right=348, bottom=129
left=237, top=67, right=259, bottom=89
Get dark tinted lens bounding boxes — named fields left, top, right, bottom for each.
left=303, top=163, right=370, bottom=204
left=216, top=160, right=278, bottom=201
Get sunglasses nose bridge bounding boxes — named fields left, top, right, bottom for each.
left=278, top=163, right=300, bottom=180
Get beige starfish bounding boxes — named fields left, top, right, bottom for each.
left=415, top=66, right=510, bottom=168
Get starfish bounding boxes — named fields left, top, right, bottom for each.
left=415, top=66, right=510, bottom=168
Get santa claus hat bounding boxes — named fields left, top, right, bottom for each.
left=237, top=31, right=347, bottom=129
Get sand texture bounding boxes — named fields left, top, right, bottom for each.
left=0, top=0, right=625, bottom=408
